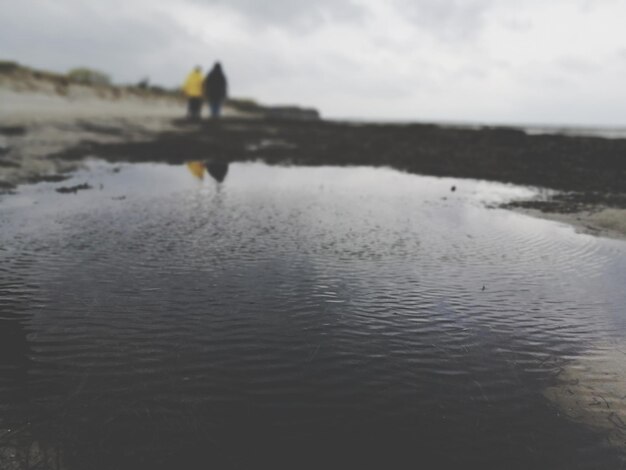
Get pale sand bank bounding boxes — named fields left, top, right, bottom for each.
left=545, top=342, right=626, bottom=449
left=515, top=207, right=626, bottom=242
left=0, top=88, right=244, bottom=190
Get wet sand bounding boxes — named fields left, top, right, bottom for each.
left=50, top=119, right=624, bottom=191
left=544, top=341, right=626, bottom=451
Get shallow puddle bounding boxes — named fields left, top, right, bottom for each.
left=1, top=161, right=626, bottom=469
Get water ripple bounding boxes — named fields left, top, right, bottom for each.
left=1, top=162, right=626, bottom=468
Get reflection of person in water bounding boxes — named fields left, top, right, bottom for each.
left=185, top=161, right=229, bottom=183
left=206, top=161, right=229, bottom=183
left=204, top=62, right=228, bottom=118
left=186, top=161, right=205, bottom=180
left=182, top=66, right=204, bottom=120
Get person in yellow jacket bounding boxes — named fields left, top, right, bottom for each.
left=182, top=66, right=204, bottom=120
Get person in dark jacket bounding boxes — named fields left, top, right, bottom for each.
left=204, top=62, right=227, bottom=118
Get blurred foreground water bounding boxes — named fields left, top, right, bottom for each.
left=1, top=161, right=626, bottom=469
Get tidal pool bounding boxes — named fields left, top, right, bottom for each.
left=1, top=161, right=626, bottom=469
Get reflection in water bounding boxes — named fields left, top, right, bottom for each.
left=185, top=161, right=229, bottom=183
left=206, top=161, right=228, bottom=183
left=1, top=162, right=626, bottom=469
left=185, top=161, right=205, bottom=180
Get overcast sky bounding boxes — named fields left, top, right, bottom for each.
left=2, top=0, right=626, bottom=126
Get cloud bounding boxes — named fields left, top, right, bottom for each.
left=2, top=0, right=626, bottom=125
left=390, top=0, right=492, bottom=41
left=556, top=56, right=597, bottom=75
left=187, top=0, right=365, bottom=31
left=0, top=0, right=203, bottom=82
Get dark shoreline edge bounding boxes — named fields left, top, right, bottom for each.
left=2, top=116, right=626, bottom=220
left=40, top=117, right=626, bottom=213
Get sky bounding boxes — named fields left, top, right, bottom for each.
left=2, top=0, right=626, bottom=126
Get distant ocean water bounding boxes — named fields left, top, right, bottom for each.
left=332, top=117, right=626, bottom=140
left=522, top=125, right=626, bottom=139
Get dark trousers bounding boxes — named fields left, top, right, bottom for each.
left=209, top=100, right=223, bottom=118
left=187, top=98, right=202, bottom=119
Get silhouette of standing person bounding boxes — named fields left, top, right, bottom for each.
left=204, top=62, right=228, bottom=118
left=183, top=66, right=204, bottom=120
